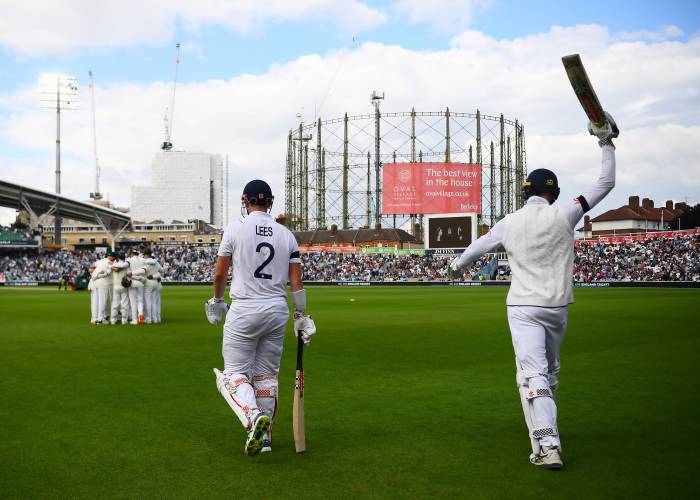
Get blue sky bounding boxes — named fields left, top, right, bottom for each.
left=1, top=0, right=698, bottom=90
left=0, top=0, right=699, bottom=223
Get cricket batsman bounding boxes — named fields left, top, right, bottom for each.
left=449, top=113, right=618, bottom=469
left=205, top=179, right=316, bottom=457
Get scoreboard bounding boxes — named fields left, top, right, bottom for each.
left=425, top=214, right=478, bottom=250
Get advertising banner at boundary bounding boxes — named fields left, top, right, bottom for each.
left=382, top=162, right=481, bottom=215
left=576, top=228, right=700, bottom=245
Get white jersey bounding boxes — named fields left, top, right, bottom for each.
left=218, top=211, right=301, bottom=303
left=126, top=255, right=146, bottom=288
left=456, top=145, right=616, bottom=306
left=92, top=258, right=112, bottom=289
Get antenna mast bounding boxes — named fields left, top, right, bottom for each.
left=88, top=70, right=102, bottom=200
left=161, top=42, right=180, bottom=151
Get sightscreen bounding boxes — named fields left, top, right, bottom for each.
left=382, top=162, right=481, bottom=215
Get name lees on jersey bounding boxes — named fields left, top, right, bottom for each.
left=255, top=225, right=273, bottom=237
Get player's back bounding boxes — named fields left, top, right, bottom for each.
left=222, top=211, right=298, bottom=303
left=502, top=199, right=574, bottom=307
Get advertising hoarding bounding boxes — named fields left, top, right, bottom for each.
left=382, top=162, right=481, bottom=215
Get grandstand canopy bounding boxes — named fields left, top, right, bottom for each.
left=0, top=179, right=131, bottom=231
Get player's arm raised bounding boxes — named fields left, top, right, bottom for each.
left=289, top=249, right=316, bottom=346
left=563, top=111, right=618, bottom=229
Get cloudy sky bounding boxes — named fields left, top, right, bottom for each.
left=1, top=0, right=699, bottom=225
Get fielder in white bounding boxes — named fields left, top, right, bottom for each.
left=450, top=112, right=618, bottom=469
left=206, top=179, right=316, bottom=457
left=91, top=251, right=115, bottom=324
left=142, top=249, right=163, bottom=324
left=88, top=262, right=98, bottom=323
left=110, top=252, right=131, bottom=325
left=126, top=248, right=147, bottom=325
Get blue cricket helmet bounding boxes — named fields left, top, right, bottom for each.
left=522, top=169, right=560, bottom=204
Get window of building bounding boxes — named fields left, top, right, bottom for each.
left=159, top=237, right=164, bottom=242
left=210, top=238, right=216, bottom=243
left=90, top=238, right=96, bottom=243
left=170, top=237, right=176, bottom=241
left=141, top=237, right=147, bottom=241
left=102, top=238, right=107, bottom=244
left=197, top=238, right=203, bottom=243
left=79, top=238, right=84, bottom=243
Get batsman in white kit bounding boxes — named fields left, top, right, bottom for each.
left=205, top=180, right=316, bottom=457
left=450, top=113, right=618, bottom=469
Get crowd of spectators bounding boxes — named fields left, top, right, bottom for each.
left=573, top=231, right=700, bottom=282
left=0, top=231, right=698, bottom=283
left=0, top=250, right=93, bottom=282
left=301, top=252, right=488, bottom=282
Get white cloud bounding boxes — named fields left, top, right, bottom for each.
left=615, top=24, right=684, bottom=43
left=394, top=0, right=492, bottom=33
left=0, top=0, right=386, bottom=56
left=1, top=24, right=699, bottom=224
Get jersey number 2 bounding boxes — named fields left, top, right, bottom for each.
left=254, top=242, right=275, bottom=280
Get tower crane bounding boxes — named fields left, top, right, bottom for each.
left=161, top=42, right=180, bottom=151
left=88, top=70, right=102, bottom=200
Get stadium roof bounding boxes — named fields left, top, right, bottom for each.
left=0, top=179, right=131, bottom=230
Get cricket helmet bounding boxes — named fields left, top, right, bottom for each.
left=241, top=179, right=274, bottom=215
left=522, top=168, right=560, bottom=204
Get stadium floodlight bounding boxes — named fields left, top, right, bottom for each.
left=39, top=73, right=78, bottom=245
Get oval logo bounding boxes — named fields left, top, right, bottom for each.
left=398, top=169, right=411, bottom=183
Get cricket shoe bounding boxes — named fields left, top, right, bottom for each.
left=530, top=447, right=563, bottom=470
left=244, top=413, right=271, bottom=457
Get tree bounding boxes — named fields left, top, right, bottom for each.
left=678, top=204, right=700, bottom=230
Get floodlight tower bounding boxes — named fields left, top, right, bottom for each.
left=370, top=90, right=384, bottom=225
left=40, top=73, right=78, bottom=245
left=88, top=71, right=102, bottom=200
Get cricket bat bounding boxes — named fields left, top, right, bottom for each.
left=292, top=333, right=306, bottom=453
left=562, top=54, right=607, bottom=128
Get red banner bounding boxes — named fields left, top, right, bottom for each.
left=382, top=162, right=481, bottom=215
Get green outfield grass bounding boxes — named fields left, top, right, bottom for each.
left=1, top=286, right=698, bottom=499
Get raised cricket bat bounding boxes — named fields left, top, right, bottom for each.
left=562, top=54, right=607, bottom=128
left=292, top=333, right=306, bottom=453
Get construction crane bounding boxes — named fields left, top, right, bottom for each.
left=161, top=42, right=181, bottom=151
left=88, top=70, right=102, bottom=200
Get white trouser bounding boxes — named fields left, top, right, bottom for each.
left=154, top=287, right=161, bottom=322
left=222, top=300, right=289, bottom=424
left=144, top=286, right=157, bottom=323
left=90, top=289, right=98, bottom=322
left=95, top=288, right=110, bottom=321
left=508, top=305, right=568, bottom=451
left=110, top=289, right=130, bottom=324
left=128, top=287, right=144, bottom=321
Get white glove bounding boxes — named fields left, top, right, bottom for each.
left=205, top=297, right=229, bottom=325
left=588, top=111, right=619, bottom=147
left=294, top=312, right=316, bottom=346
left=448, top=257, right=464, bottom=279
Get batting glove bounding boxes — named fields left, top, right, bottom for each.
left=205, top=297, right=229, bottom=325
left=294, top=312, right=316, bottom=346
left=588, top=111, right=619, bottom=147
left=448, top=257, right=464, bottom=279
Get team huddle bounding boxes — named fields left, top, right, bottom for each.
left=88, top=247, right=164, bottom=325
